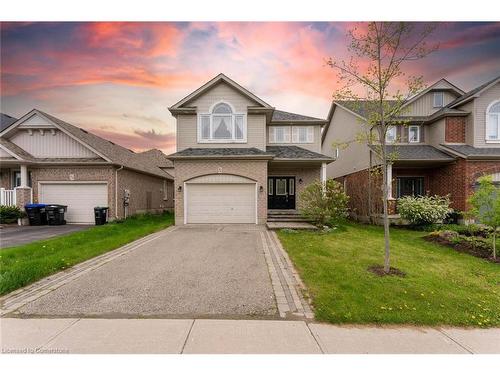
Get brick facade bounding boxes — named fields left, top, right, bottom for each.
left=116, top=168, right=173, bottom=218
left=344, top=159, right=500, bottom=219
left=445, top=117, right=466, bottom=143
left=173, top=159, right=268, bottom=225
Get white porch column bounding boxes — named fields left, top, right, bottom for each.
left=20, top=164, right=29, bottom=188
left=387, top=163, right=393, bottom=199
left=321, top=162, right=327, bottom=192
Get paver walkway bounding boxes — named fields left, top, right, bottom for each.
left=2, top=318, right=498, bottom=354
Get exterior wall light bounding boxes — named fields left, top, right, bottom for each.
left=259, top=185, right=264, bottom=193
left=177, top=185, right=182, bottom=192
left=298, top=178, right=303, bottom=184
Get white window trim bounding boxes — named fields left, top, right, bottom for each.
left=197, top=101, right=247, bottom=143
left=269, top=125, right=314, bottom=144
left=385, top=126, right=397, bottom=143
left=408, top=125, right=421, bottom=143
left=485, top=100, right=500, bottom=143
left=433, top=92, right=444, bottom=108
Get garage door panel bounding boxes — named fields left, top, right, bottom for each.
left=39, top=183, right=108, bottom=224
left=186, top=183, right=255, bottom=224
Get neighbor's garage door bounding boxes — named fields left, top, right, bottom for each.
left=186, top=183, right=256, bottom=224
left=39, top=183, right=108, bottom=223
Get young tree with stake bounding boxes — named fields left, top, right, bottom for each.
left=327, top=22, right=437, bottom=273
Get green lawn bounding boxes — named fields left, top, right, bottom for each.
left=0, top=212, right=174, bottom=296
left=277, top=222, right=500, bottom=327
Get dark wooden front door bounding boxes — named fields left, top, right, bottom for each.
left=268, top=177, right=295, bottom=209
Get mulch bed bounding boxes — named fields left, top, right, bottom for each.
left=367, top=264, right=406, bottom=277
left=424, top=235, right=499, bottom=264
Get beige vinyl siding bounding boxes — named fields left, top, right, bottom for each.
left=404, top=91, right=459, bottom=117
left=267, top=125, right=322, bottom=152
left=471, top=81, right=500, bottom=147
left=176, top=113, right=266, bottom=150
left=175, top=82, right=266, bottom=151
left=9, top=129, right=98, bottom=158
left=426, top=118, right=446, bottom=147
left=322, top=105, right=371, bottom=179
left=0, top=147, right=11, bottom=157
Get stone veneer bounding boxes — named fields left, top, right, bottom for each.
left=173, top=159, right=268, bottom=224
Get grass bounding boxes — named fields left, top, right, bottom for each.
left=0, top=212, right=174, bottom=296
left=277, top=222, right=500, bottom=327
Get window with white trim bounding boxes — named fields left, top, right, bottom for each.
left=433, top=92, right=444, bottom=108
left=408, top=125, right=421, bottom=143
left=486, top=101, right=500, bottom=141
left=269, top=126, right=313, bottom=144
left=198, top=102, right=246, bottom=142
left=385, top=126, right=397, bottom=143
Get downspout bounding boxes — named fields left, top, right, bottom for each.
left=115, top=165, right=124, bottom=219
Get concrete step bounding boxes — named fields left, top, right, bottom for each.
left=267, top=217, right=313, bottom=222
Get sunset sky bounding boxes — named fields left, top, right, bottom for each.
left=1, top=22, right=500, bottom=154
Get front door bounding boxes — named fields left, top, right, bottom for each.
left=268, top=177, right=295, bottom=209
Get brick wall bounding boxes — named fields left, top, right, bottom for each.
left=116, top=168, right=173, bottom=218
left=339, top=167, right=383, bottom=217
left=31, top=166, right=116, bottom=217
left=445, top=117, right=466, bottom=143
left=173, top=159, right=268, bottom=225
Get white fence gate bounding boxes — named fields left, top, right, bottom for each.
left=0, top=188, right=17, bottom=206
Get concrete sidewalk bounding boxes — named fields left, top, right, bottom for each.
left=1, top=318, right=499, bottom=354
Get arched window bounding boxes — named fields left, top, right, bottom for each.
left=198, top=102, right=246, bottom=142
left=486, top=101, right=500, bottom=141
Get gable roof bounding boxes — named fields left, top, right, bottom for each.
left=400, top=78, right=465, bottom=110
left=0, top=113, right=18, bottom=132
left=447, top=75, right=500, bottom=108
left=1, top=109, right=173, bottom=179
left=271, top=110, right=326, bottom=124
left=168, top=73, right=273, bottom=113
left=0, top=137, right=36, bottom=161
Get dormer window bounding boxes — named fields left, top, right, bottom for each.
left=486, top=101, right=500, bottom=141
left=198, top=102, right=247, bottom=143
left=433, top=92, right=444, bottom=108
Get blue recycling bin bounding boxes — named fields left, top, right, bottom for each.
left=24, top=203, right=48, bottom=225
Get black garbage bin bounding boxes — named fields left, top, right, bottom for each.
left=94, top=207, right=109, bottom=225
left=46, top=204, right=67, bottom=225
left=24, top=204, right=48, bottom=225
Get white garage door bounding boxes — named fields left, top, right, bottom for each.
left=39, top=183, right=108, bottom=223
left=186, top=183, right=256, bottom=224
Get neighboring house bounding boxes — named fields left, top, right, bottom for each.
left=0, top=109, right=174, bottom=223
left=168, top=73, right=333, bottom=225
left=322, top=76, right=500, bottom=222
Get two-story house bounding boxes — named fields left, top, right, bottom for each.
left=321, top=75, right=500, bottom=222
left=168, top=74, right=333, bottom=225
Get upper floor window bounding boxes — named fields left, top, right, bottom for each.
left=385, top=126, right=397, bottom=143
left=486, top=101, right=500, bottom=141
left=408, top=125, right=421, bottom=143
left=269, top=126, right=314, bottom=144
left=433, top=92, right=444, bottom=108
left=198, top=102, right=246, bottom=143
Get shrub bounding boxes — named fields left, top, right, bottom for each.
left=397, top=195, right=453, bottom=226
left=0, top=205, right=23, bottom=224
left=300, top=179, right=349, bottom=227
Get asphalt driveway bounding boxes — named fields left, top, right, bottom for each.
left=15, top=225, right=278, bottom=318
left=0, top=224, right=91, bottom=248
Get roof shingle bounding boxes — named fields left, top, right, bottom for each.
left=370, top=145, right=456, bottom=161
left=271, top=110, right=326, bottom=122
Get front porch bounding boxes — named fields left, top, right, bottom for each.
left=0, top=164, right=33, bottom=209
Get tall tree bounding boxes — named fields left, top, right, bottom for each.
left=327, top=22, right=437, bottom=272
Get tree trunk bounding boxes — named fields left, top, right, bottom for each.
left=381, top=161, right=391, bottom=273
left=493, top=230, right=497, bottom=260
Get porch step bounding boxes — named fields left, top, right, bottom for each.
left=267, top=216, right=313, bottom=222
